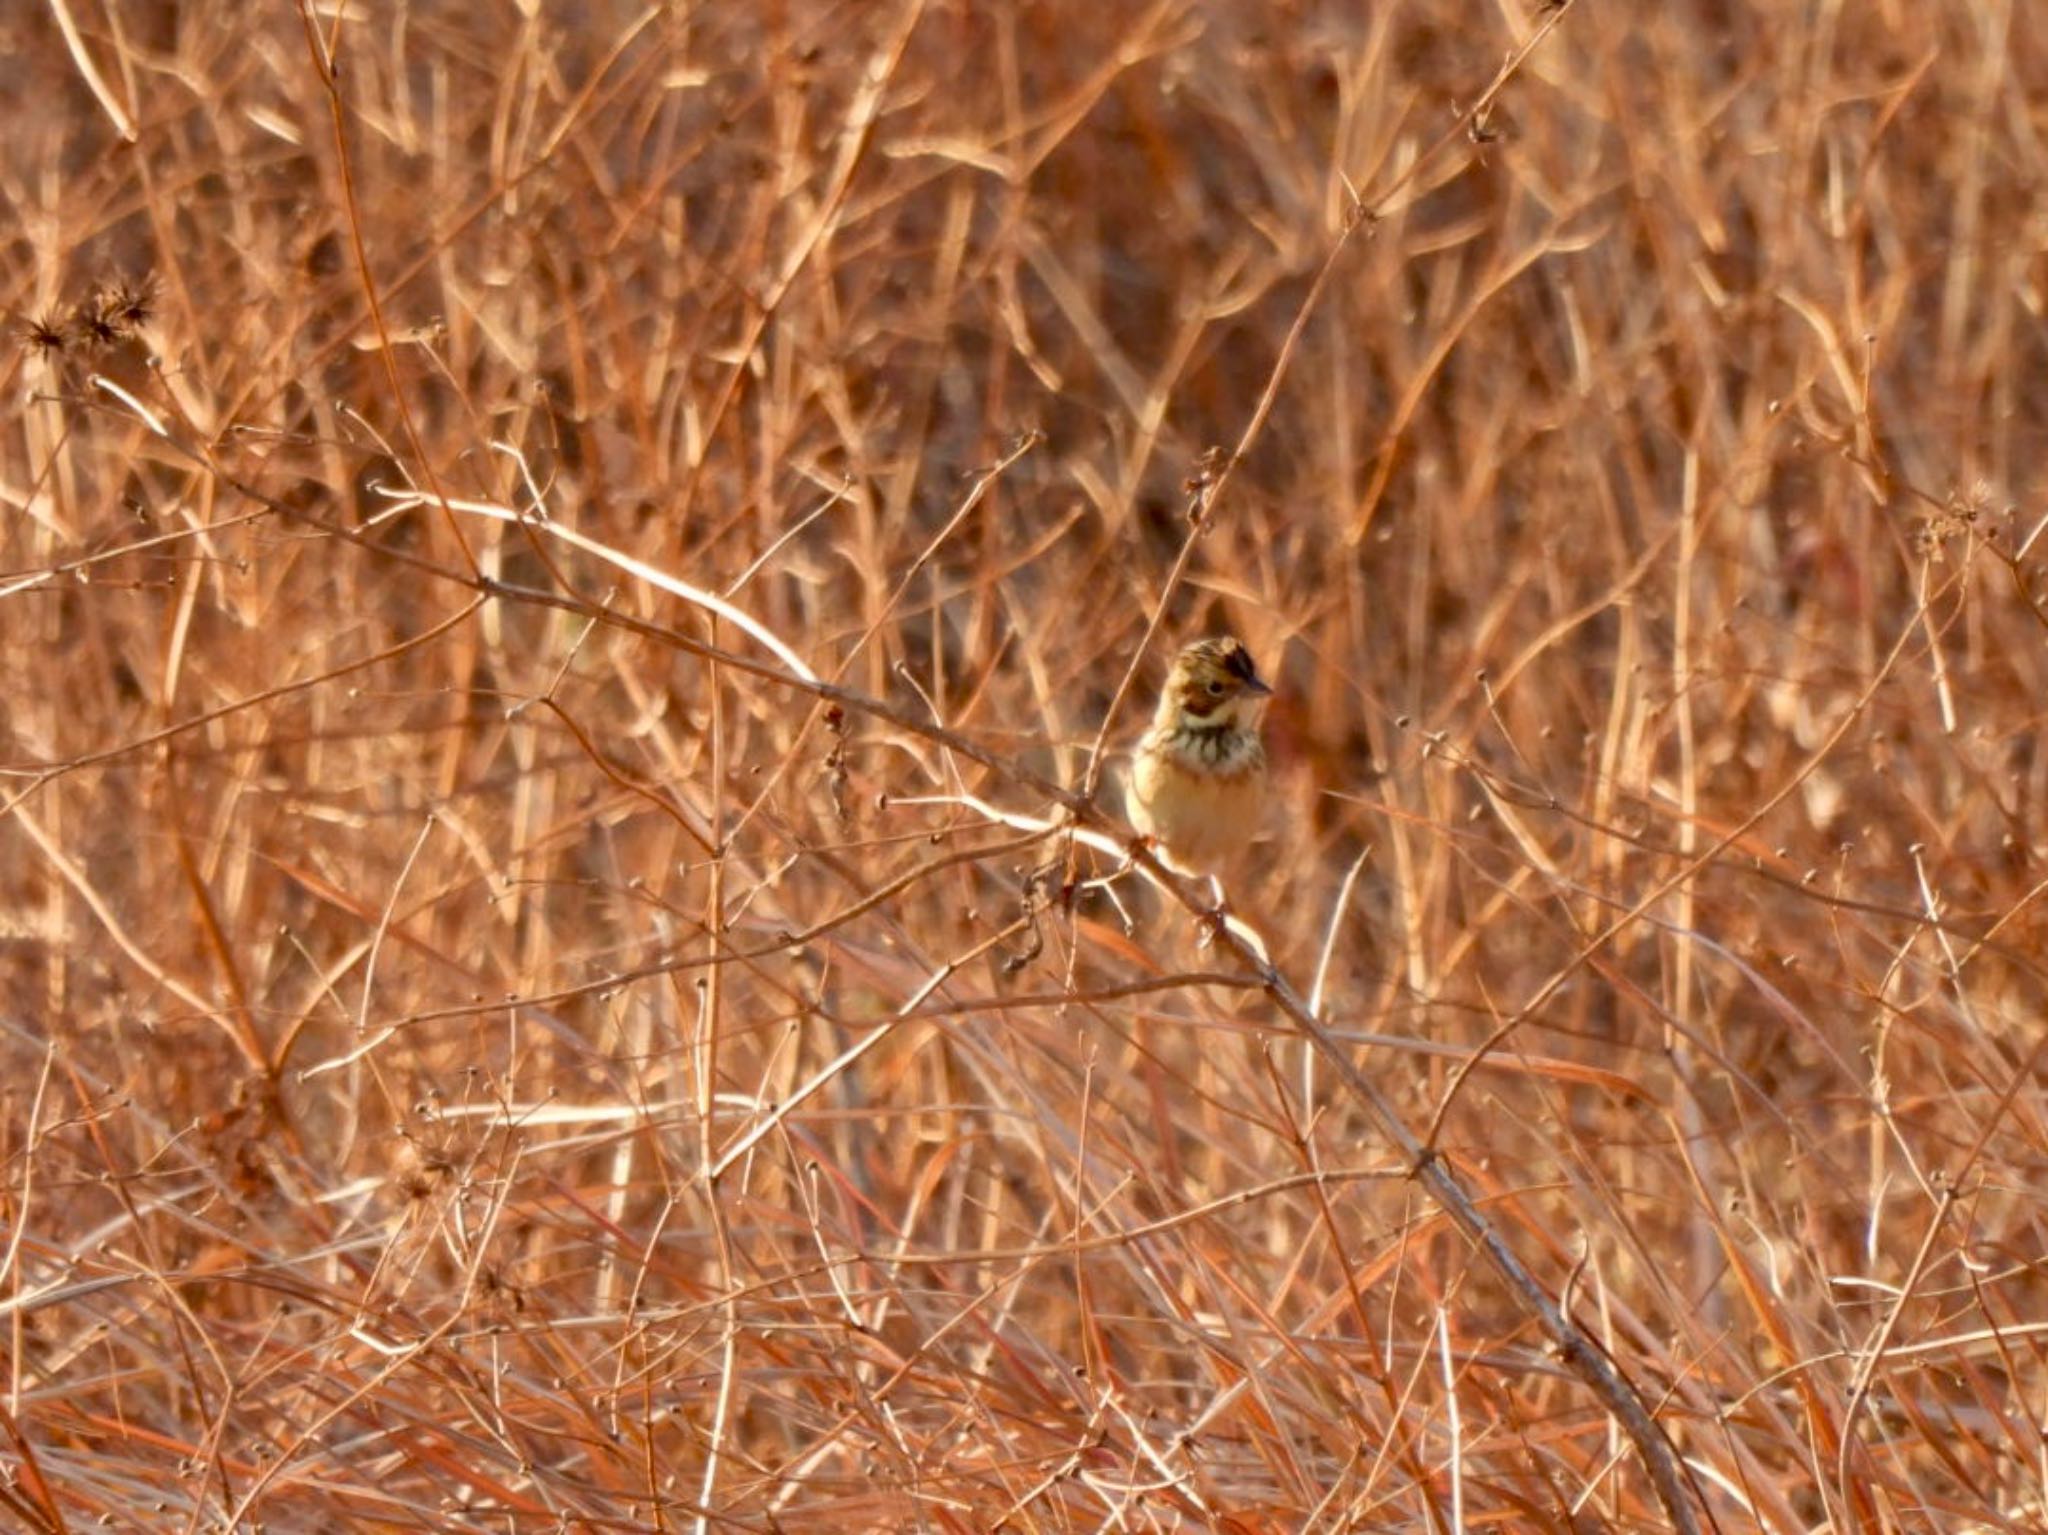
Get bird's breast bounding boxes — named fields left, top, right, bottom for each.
left=1127, top=733, right=1266, bottom=871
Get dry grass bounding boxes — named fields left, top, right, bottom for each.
left=6, top=1, right=2048, bottom=1530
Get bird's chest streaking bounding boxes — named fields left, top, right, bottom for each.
left=1127, top=723, right=1267, bottom=873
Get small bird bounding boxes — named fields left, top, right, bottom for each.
left=1126, top=635, right=1272, bottom=877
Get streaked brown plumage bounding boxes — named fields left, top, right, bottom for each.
left=1126, top=636, right=1271, bottom=875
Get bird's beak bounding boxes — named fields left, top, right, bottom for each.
left=1245, top=674, right=1272, bottom=697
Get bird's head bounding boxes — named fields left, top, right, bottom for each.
left=1163, top=635, right=1272, bottom=729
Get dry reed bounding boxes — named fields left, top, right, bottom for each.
left=6, top=2, right=2048, bottom=1530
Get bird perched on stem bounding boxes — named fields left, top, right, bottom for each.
left=1126, top=636, right=1272, bottom=879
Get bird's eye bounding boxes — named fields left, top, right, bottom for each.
left=1206, top=679, right=1226, bottom=695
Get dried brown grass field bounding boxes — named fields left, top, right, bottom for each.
left=5, top=2, right=2048, bottom=1530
